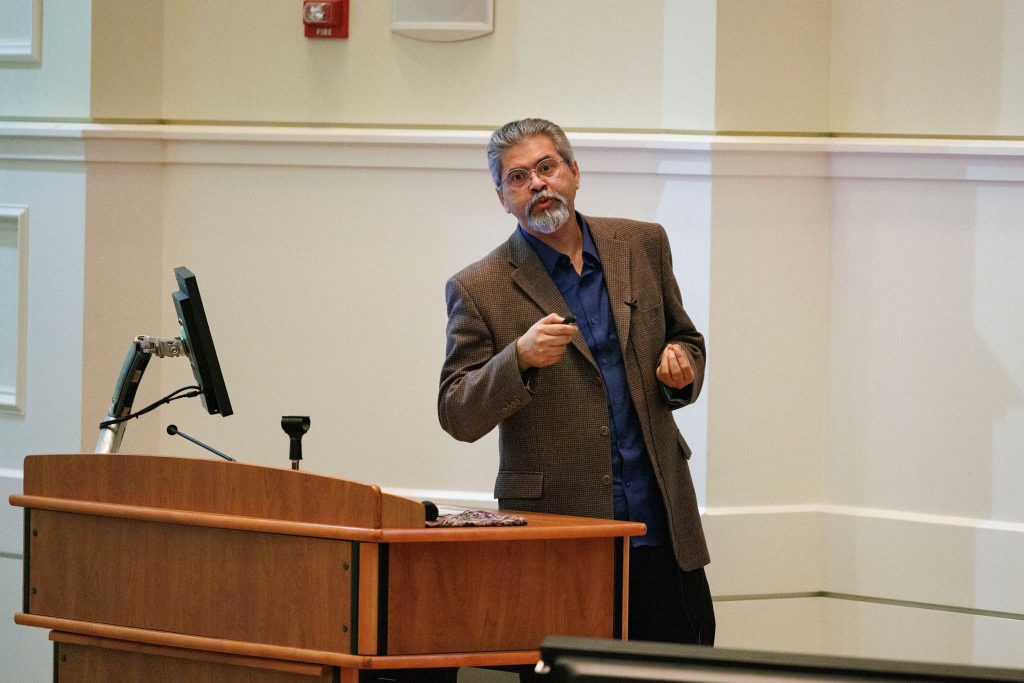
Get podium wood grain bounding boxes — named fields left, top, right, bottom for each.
left=21, top=452, right=424, bottom=528
left=11, top=453, right=643, bottom=679
left=387, top=538, right=615, bottom=654
left=30, top=509, right=353, bottom=651
left=51, top=632, right=335, bottom=682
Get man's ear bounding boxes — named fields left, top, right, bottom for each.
left=571, top=160, right=581, bottom=190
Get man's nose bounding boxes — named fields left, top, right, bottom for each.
left=528, top=169, right=547, bottom=190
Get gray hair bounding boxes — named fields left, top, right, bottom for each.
left=487, top=118, right=576, bottom=188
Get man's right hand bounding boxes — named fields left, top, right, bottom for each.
left=515, top=313, right=577, bottom=371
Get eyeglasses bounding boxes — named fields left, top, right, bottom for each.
left=500, top=157, right=565, bottom=190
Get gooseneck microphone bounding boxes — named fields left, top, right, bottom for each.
left=166, top=424, right=237, bottom=462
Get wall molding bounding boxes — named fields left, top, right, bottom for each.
left=383, top=486, right=495, bottom=512
left=714, top=591, right=1024, bottom=622
left=2, top=123, right=1024, bottom=184
left=706, top=502, right=1024, bottom=533
left=703, top=503, right=1024, bottom=619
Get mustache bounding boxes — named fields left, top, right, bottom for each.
left=526, top=190, right=568, bottom=214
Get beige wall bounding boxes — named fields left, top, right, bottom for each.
left=706, top=164, right=831, bottom=506
left=831, top=0, right=1024, bottom=136
left=5, top=0, right=1024, bottom=679
left=715, top=0, right=832, bottom=133
left=153, top=0, right=713, bottom=131
left=81, top=0, right=1024, bottom=136
left=91, top=0, right=164, bottom=121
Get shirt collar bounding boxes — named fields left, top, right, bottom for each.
left=519, top=213, right=599, bottom=276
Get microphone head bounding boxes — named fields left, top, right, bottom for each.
left=166, top=424, right=178, bottom=435
left=281, top=415, right=311, bottom=437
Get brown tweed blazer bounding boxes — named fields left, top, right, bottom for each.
left=438, top=215, right=709, bottom=571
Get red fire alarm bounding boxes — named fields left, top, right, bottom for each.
left=303, top=0, right=349, bottom=39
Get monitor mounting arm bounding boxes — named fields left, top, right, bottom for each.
left=95, top=335, right=188, bottom=454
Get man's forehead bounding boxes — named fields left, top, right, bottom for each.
left=501, top=135, right=558, bottom=167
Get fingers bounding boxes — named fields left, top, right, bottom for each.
left=539, top=312, right=565, bottom=324
left=539, top=312, right=577, bottom=341
left=655, top=347, right=672, bottom=385
left=539, top=312, right=576, bottom=335
left=535, top=315, right=574, bottom=365
left=657, top=344, right=694, bottom=389
left=517, top=312, right=578, bottom=370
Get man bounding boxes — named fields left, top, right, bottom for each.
left=438, top=118, right=714, bottom=646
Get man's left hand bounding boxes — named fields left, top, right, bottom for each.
left=656, top=343, right=694, bottom=390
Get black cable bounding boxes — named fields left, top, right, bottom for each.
left=98, top=385, right=202, bottom=429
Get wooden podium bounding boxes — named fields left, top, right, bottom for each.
left=10, top=454, right=643, bottom=682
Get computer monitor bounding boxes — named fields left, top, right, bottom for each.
left=171, top=266, right=233, bottom=417
left=538, top=636, right=1024, bottom=682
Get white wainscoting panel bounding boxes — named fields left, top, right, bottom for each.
left=0, top=204, right=27, bottom=413
left=0, top=467, right=24, bottom=555
left=0, top=0, right=41, bottom=63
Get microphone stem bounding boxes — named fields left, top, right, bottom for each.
left=175, top=429, right=236, bottom=462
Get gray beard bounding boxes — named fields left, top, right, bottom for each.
left=523, top=191, right=570, bottom=234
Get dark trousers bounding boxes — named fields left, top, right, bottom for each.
left=628, top=543, right=716, bottom=645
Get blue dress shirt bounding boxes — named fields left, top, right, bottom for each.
left=520, top=218, right=668, bottom=546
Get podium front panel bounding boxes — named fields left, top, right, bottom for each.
left=26, top=510, right=355, bottom=654
left=385, top=537, right=618, bottom=655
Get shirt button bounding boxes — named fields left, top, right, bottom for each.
left=601, top=475, right=612, bottom=485
left=599, top=426, right=610, bottom=436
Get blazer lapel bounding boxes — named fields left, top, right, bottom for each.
left=508, top=229, right=598, bottom=368
left=588, top=217, right=634, bottom=358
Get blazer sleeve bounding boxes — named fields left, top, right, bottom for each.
left=656, top=224, right=706, bottom=409
left=437, top=275, right=533, bottom=442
